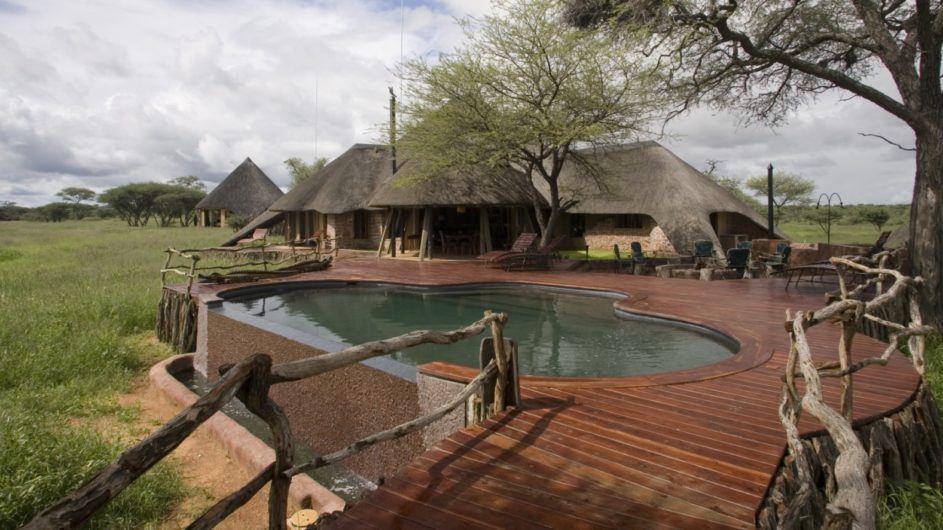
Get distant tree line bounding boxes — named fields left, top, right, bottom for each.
left=703, top=162, right=907, bottom=239
left=1, top=176, right=207, bottom=227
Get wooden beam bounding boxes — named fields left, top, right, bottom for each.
left=419, top=207, right=433, bottom=261
left=377, top=209, right=394, bottom=257
left=479, top=207, right=492, bottom=254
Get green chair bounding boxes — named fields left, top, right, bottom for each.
left=764, top=245, right=792, bottom=274
left=613, top=244, right=629, bottom=273
left=725, top=247, right=750, bottom=275
left=693, top=240, right=714, bottom=259
left=630, top=241, right=646, bottom=262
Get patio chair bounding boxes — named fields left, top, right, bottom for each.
left=764, top=245, right=792, bottom=275
left=724, top=247, right=751, bottom=276
left=867, top=231, right=892, bottom=256
left=630, top=241, right=646, bottom=262
left=693, top=240, right=714, bottom=258
left=613, top=244, right=631, bottom=273
left=478, top=232, right=537, bottom=266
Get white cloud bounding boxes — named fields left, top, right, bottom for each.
left=0, top=0, right=919, bottom=207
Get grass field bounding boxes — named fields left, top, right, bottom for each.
left=777, top=220, right=906, bottom=245
left=0, top=219, right=224, bottom=528
left=0, top=218, right=938, bottom=527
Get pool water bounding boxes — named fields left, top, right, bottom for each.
left=220, top=286, right=737, bottom=378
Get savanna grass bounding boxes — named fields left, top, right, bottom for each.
left=0, top=219, right=224, bottom=528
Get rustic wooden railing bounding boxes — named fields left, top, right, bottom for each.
left=24, top=312, right=515, bottom=530
left=160, top=244, right=330, bottom=296
left=775, top=250, right=937, bottom=529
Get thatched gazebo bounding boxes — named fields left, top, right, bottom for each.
left=368, top=161, right=540, bottom=259
left=268, top=144, right=393, bottom=248
left=552, top=141, right=775, bottom=256
left=195, top=158, right=284, bottom=228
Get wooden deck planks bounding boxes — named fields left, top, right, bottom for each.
left=192, top=254, right=918, bottom=529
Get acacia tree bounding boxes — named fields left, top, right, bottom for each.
left=397, top=0, right=664, bottom=246
left=285, top=157, right=329, bottom=189
left=564, top=0, right=943, bottom=328
left=745, top=172, right=816, bottom=224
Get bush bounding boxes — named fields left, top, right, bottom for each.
left=227, top=214, right=249, bottom=231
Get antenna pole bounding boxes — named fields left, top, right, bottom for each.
left=389, top=87, right=397, bottom=174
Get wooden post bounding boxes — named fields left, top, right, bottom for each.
left=377, top=209, right=394, bottom=258
left=838, top=313, right=857, bottom=421
left=479, top=208, right=492, bottom=254
left=419, top=207, right=432, bottom=261
left=486, top=310, right=510, bottom=416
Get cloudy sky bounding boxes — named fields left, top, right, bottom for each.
left=0, top=0, right=917, bottom=207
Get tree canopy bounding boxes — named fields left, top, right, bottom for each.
left=56, top=187, right=96, bottom=204
left=744, top=172, right=815, bottom=224
left=565, top=0, right=943, bottom=329
left=285, top=157, right=329, bottom=189
left=397, top=0, right=665, bottom=245
left=99, top=182, right=205, bottom=227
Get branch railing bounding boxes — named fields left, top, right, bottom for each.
left=778, top=250, right=936, bottom=529
left=160, top=243, right=328, bottom=295
left=24, top=312, right=515, bottom=530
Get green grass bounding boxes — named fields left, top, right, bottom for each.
left=0, top=219, right=224, bottom=528
left=880, top=480, right=943, bottom=529
left=777, top=220, right=905, bottom=245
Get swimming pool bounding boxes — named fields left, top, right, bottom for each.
left=218, top=284, right=737, bottom=378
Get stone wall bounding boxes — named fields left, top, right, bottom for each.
left=581, top=214, right=677, bottom=255
left=329, top=211, right=385, bottom=250
left=204, top=309, right=423, bottom=482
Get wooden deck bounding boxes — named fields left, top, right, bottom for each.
left=197, top=252, right=920, bottom=529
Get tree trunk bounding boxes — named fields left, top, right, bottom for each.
left=910, top=124, right=943, bottom=330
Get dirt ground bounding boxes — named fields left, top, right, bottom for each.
left=119, top=378, right=301, bottom=530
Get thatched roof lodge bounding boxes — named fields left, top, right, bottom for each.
left=229, top=140, right=772, bottom=259
left=265, top=144, right=393, bottom=249
left=195, top=158, right=284, bottom=227
left=553, top=141, right=773, bottom=256
left=368, top=160, right=543, bottom=258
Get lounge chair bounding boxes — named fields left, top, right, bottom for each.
left=499, top=235, right=566, bottom=271
left=867, top=231, right=892, bottom=256
left=724, top=247, right=751, bottom=276
left=236, top=228, right=268, bottom=246
left=478, top=232, right=537, bottom=266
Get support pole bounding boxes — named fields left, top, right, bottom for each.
left=479, top=208, right=492, bottom=254
left=419, top=207, right=432, bottom=261
left=767, top=163, right=775, bottom=238
left=377, top=209, right=394, bottom=257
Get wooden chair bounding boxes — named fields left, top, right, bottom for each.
left=478, top=232, right=537, bottom=266
left=237, top=228, right=268, bottom=246
left=499, top=235, right=566, bottom=271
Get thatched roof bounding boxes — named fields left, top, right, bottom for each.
left=554, top=141, right=777, bottom=252
left=195, top=158, right=284, bottom=219
left=368, top=160, right=539, bottom=208
left=270, top=144, right=392, bottom=214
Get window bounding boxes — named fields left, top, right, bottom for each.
left=353, top=210, right=369, bottom=239
left=616, top=214, right=645, bottom=229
